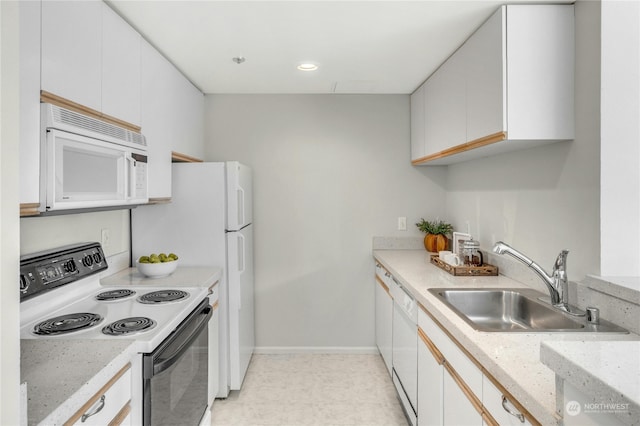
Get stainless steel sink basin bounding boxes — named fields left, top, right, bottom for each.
left=428, top=288, right=628, bottom=333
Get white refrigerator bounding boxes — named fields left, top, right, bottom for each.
left=131, top=161, right=255, bottom=397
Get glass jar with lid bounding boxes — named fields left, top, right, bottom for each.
left=461, top=239, right=483, bottom=266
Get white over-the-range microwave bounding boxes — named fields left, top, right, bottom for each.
left=39, top=103, right=148, bottom=212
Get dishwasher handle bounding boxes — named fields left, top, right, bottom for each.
left=391, top=277, right=416, bottom=319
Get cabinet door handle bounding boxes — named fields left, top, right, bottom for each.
left=501, top=395, right=525, bottom=423
left=81, top=395, right=106, bottom=422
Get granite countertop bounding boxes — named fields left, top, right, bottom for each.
left=373, top=249, right=640, bottom=426
left=541, top=340, right=640, bottom=425
left=21, top=340, right=136, bottom=426
left=101, top=266, right=222, bottom=288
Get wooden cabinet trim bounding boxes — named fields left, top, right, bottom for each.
left=171, top=151, right=203, bottom=163
left=375, top=276, right=391, bottom=296
left=412, top=131, right=507, bottom=165
left=444, top=361, right=484, bottom=416
left=147, top=197, right=172, bottom=205
left=484, top=371, right=541, bottom=426
left=482, top=411, right=500, bottom=426
left=20, top=203, right=40, bottom=217
left=418, top=326, right=445, bottom=365
left=419, top=301, right=540, bottom=425
left=108, top=401, right=131, bottom=426
left=64, top=362, right=131, bottom=426
left=41, top=91, right=141, bottom=133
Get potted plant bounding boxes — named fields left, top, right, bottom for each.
left=416, top=219, right=453, bottom=252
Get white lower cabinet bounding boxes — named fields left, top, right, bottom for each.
left=416, top=307, right=536, bottom=426
left=483, top=376, right=532, bottom=426
left=66, top=363, right=132, bottom=426
left=443, top=368, right=482, bottom=426
left=375, top=263, right=393, bottom=375
left=417, top=329, right=443, bottom=426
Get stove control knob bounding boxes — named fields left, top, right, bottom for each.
left=82, top=255, right=94, bottom=267
left=92, top=252, right=102, bottom=264
left=19, top=275, right=29, bottom=292
left=64, top=260, right=77, bottom=273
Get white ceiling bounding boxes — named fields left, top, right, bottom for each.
left=107, top=0, right=568, bottom=95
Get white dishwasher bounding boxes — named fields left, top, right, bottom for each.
left=390, top=276, right=418, bottom=426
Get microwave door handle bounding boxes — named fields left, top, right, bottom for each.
left=125, top=155, right=135, bottom=200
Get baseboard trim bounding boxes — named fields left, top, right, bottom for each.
left=254, top=346, right=379, bottom=355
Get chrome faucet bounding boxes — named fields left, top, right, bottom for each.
left=492, top=241, right=584, bottom=316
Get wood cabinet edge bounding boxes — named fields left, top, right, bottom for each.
left=444, top=361, right=485, bottom=416
left=41, top=91, right=141, bottom=133
left=147, top=197, right=172, bottom=205
left=171, top=151, right=203, bottom=163
left=418, top=326, right=445, bottom=365
left=20, top=203, right=40, bottom=217
left=107, top=401, right=131, bottom=426
left=412, top=131, right=507, bottom=165
left=375, top=276, right=391, bottom=296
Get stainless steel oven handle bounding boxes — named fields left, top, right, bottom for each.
left=153, top=306, right=212, bottom=376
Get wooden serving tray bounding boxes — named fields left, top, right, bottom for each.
left=430, top=255, right=498, bottom=276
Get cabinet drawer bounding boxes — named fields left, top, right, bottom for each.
left=483, top=375, right=531, bottom=426
left=65, top=363, right=131, bottom=426
left=418, top=309, right=483, bottom=398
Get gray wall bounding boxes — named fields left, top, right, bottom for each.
left=204, top=94, right=446, bottom=350
left=445, top=0, right=601, bottom=284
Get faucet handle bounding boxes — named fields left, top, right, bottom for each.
left=553, top=250, right=569, bottom=273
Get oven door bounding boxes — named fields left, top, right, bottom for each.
left=143, top=299, right=212, bottom=426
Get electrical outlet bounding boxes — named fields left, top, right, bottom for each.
left=398, top=217, right=407, bottom=231
left=101, top=228, right=110, bottom=247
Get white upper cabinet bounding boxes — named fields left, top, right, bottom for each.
left=141, top=39, right=204, bottom=200
left=19, top=0, right=42, bottom=212
left=413, top=4, right=574, bottom=166
left=41, top=1, right=141, bottom=127
left=141, top=39, right=174, bottom=200
left=464, top=8, right=505, bottom=144
left=410, top=83, right=426, bottom=161
left=101, top=3, right=141, bottom=126
left=424, top=47, right=466, bottom=158
left=41, top=0, right=102, bottom=112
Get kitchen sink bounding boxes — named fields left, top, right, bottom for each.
left=428, top=288, right=628, bottom=333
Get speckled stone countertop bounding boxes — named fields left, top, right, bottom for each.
left=541, top=341, right=640, bottom=425
left=101, top=266, right=222, bottom=288
left=373, top=249, right=640, bottom=426
left=21, top=340, right=136, bottom=426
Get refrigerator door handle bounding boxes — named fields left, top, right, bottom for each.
left=238, top=233, right=246, bottom=274
left=237, top=232, right=246, bottom=309
left=237, top=187, right=245, bottom=227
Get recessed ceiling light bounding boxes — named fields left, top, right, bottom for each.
left=297, top=63, right=318, bottom=71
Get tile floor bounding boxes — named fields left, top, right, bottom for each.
left=211, top=353, right=409, bottom=426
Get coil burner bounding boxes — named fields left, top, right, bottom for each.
left=33, top=313, right=103, bottom=335
left=137, top=290, right=189, bottom=304
left=95, top=289, right=137, bottom=301
left=102, top=317, right=157, bottom=336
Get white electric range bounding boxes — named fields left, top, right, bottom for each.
left=19, top=242, right=212, bottom=426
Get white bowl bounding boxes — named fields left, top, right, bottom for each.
left=136, top=259, right=178, bottom=278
